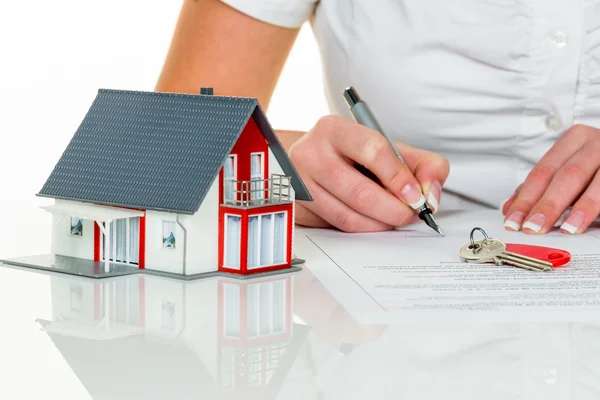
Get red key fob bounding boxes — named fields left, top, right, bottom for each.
left=505, top=243, right=571, bottom=268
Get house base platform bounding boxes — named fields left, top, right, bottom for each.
left=0, top=254, right=303, bottom=280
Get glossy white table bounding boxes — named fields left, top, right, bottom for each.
left=2, top=199, right=600, bottom=400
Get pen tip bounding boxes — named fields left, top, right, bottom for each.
left=420, top=209, right=443, bottom=236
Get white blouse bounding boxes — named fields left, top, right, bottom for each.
left=221, top=0, right=600, bottom=210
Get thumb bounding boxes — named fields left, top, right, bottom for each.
left=393, top=142, right=450, bottom=213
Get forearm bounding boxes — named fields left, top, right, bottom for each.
left=154, top=0, right=299, bottom=110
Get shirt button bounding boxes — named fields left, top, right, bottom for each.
left=546, top=116, right=563, bottom=131
left=552, top=31, right=568, bottom=48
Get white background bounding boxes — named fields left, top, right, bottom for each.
left=0, top=0, right=328, bottom=202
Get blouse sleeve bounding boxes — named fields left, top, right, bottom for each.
left=219, top=0, right=318, bottom=29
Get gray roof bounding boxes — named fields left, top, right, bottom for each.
left=37, top=89, right=312, bottom=214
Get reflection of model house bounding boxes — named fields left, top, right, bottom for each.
left=218, top=277, right=293, bottom=395
left=41, top=275, right=145, bottom=340
left=13, top=87, right=311, bottom=278
left=37, top=273, right=310, bottom=399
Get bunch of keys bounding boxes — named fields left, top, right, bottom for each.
left=460, top=227, right=557, bottom=272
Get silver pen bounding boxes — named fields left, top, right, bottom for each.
left=343, top=86, right=443, bottom=235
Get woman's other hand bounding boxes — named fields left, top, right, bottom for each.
left=503, top=124, right=600, bottom=234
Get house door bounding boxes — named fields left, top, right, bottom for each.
left=101, top=217, right=140, bottom=264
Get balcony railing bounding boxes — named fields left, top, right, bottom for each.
left=223, top=174, right=292, bottom=207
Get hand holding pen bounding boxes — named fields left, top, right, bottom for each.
left=287, top=89, right=450, bottom=233
left=343, top=87, right=444, bottom=235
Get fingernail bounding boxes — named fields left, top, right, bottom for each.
left=522, top=213, right=547, bottom=233
left=561, top=210, right=586, bottom=234
left=426, top=180, right=442, bottom=213
left=401, top=184, right=426, bottom=210
left=504, top=211, right=526, bottom=231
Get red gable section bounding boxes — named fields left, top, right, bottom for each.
left=219, top=117, right=270, bottom=204
left=231, top=116, right=270, bottom=182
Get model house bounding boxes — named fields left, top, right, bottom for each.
left=5, top=87, right=311, bottom=279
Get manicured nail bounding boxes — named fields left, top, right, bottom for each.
left=522, top=213, right=547, bottom=233
left=504, top=211, right=526, bottom=231
left=426, top=180, right=442, bottom=213
left=401, top=184, right=426, bottom=210
left=560, top=210, right=586, bottom=234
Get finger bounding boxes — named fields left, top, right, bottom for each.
left=394, top=141, right=450, bottom=213
left=322, top=116, right=428, bottom=211
left=294, top=201, right=331, bottom=229
left=501, top=184, right=522, bottom=215
left=302, top=178, right=393, bottom=233
left=504, top=126, right=589, bottom=230
left=309, top=152, right=417, bottom=227
left=560, top=171, right=600, bottom=234
left=520, top=143, right=600, bottom=234
left=408, top=214, right=421, bottom=225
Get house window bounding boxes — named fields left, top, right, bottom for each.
left=129, top=217, right=140, bottom=264
left=247, top=211, right=287, bottom=269
left=70, top=217, right=83, bottom=236
left=273, top=213, right=286, bottom=264
left=224, top=215, right=241, bottom=269
left=115, top=219, right=127, bottom=261
left=224, top=155, right=236, bottom=203
left=250, top=153, right=264, bottom=201
left=162, top=221, right=176, bottom=249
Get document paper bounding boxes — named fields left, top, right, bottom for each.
left=297, top=209, right=600, bottom=323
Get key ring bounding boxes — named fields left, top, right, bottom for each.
left=469, top=227, right=489, bottom=253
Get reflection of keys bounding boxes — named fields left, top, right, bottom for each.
left=460, top=238, right=553, bottom=272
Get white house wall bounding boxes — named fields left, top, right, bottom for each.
left=145, top=210, right=186, bottom=274
left=268, top=148, right=297, bottom=258
left=52, top=200, right=95, bottom=260
left=179, top=179, right=219, bottom=275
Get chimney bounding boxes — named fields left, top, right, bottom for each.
left=200, top=87, right=214, bottom=95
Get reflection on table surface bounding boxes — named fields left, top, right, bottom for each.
left=3, top=263, right=600, bottom=399
left=32, top=270, right=310, bottom=399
